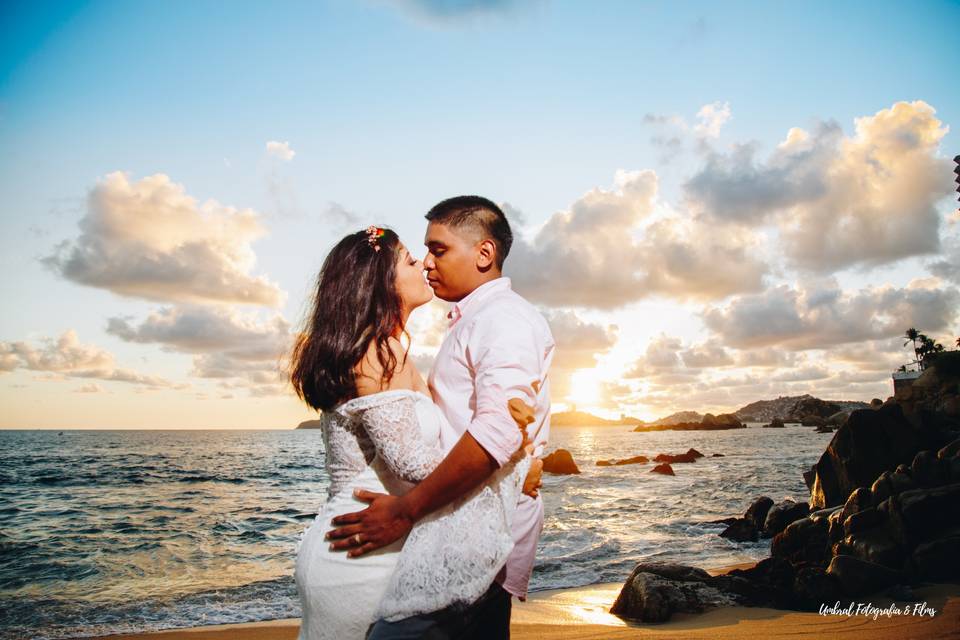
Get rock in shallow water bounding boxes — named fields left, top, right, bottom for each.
left=541, top=449, right=580, bottom=474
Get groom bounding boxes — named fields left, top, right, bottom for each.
left=327, top=195, right=555, bottom=639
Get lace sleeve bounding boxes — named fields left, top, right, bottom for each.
left=338, top=393, right=444, bottom=483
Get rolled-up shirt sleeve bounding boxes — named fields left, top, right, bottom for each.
left=465, top=312, right=543, bottom=467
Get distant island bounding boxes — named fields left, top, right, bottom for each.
left=548, top=394, right=873, bottom=431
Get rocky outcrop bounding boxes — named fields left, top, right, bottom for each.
left=805, top=402, right=951, bottom=509
left=610, top=558, right=842, bottom=622
left=650, top=463, right=675, bottom=476
left=613, top=354, right=960, bottom=622
left=787, top=396, right=844, bottom=424
left=762, top=418, right=785, bottom=428
left=714, top=496, right=809, bottom=542
left=542, top=449, right=580, bottom=475
left=296, top=419, right=323, bottom=429
left=597, top=455, right=648, bottom=466
left=634, top=415, right=744, bottom=432
left=653, top=449, right=704, bottom=464
left=610, top=563, right=740, bottom=622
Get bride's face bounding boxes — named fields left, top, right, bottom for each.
left=394, top=244, right=433, bottom=311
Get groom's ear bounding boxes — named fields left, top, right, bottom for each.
left=476, top=238, right=497, bottom=271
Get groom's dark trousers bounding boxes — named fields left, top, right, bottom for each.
left=364, top=581, right=512, bottom=640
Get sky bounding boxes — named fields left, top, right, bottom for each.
left=1, top=0, right=959, bottom=428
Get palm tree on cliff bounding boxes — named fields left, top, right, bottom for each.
left=917, top=335, right=944, bottom=370
left=903, top=328, right=921, bottom=370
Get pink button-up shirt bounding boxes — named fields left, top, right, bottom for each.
left=428, top=277, right=555, bottom=599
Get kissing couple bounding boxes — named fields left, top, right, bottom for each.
left=289, top=195, right=556, bottom=639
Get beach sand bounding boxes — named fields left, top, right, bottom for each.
left=84, top=563, right=960, bottom=640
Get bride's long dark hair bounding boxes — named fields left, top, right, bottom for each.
left=289, top=227, right=408, bottom=412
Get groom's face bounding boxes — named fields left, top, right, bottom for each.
left=423, top=221, right=480, bottom=302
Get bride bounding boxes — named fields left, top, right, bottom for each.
left=288, top=226, right=542, bottom=640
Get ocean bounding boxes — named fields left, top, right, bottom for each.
left=0, top=424, right=830, bottom=639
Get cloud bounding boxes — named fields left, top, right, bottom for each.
left=0, top=330, right=177, bottom=388
left=265, top=140, right=295, bottom=161
left=693, top=101, right=731, bottom=138
left=701, top=278, right=960, bottom=350
left=544, top=310, right=618, bottom=371
left=384, top=0, right=531, bottom=23
left=106, top=305, right=294, bottom=392
left=75, top=383, right=103, bottom=393
left=43, top=172, right=285, bottom=307
left=643, top=102, right=731, bottom=161
left=926, top=231, right=960, bottom=284
left=508, top=170, right=769, bottom=309
left=769, top=366, right=832, bottom=382
left=405, top=298, right=452, bottom=351
left=679, top=343, right=734, bottom=368
left=322, top=202, right=363, bottom=230
left=685, top=101, right=954, bottom=272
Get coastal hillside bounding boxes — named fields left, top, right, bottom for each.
left=733, top=394, right=871, bottom=422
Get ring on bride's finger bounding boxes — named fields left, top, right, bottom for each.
left=352, top=533, right=362, bottom=545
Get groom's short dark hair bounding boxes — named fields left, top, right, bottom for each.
left=425, top=195, right=513, bottom=270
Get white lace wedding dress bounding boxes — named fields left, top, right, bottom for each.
left=294, top=388, right=530, bottom=640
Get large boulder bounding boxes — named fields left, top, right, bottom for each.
left=744, top=496, right=775, bottom=530
left=653, top=451, right=698, bottom=464
left=770, top=516, right=831, bottom=568
left=762, top=500, right=810, bottom=538
left=610, top=563, right=778, bottom=622
left=908, top=533, right=960, bottom=582
left=792, top=566, right=845, bottom=609
left=880, top=482, right=960, bottom=548
left=720, top=519, right=758, bottom=542
left=826, top=555, right=904, bottom=597
left=650, top=463, right=675, bottom=476
left=542, top=449, right=580, bottom=475
left=806, top=403, right=944, bottom=509
left=610, top=564, right=735, bottom=622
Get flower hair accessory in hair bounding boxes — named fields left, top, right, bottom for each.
left=365, top=225, right=385, bottom=252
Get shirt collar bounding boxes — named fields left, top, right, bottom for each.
left=446, top=277, right=511, bottom=328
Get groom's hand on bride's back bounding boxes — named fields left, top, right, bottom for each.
left=326, top=490, right=414, bottom=557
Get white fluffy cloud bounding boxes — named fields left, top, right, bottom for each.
left=685, top=101, right=954, bottom=272
left=265, top=140, right=296, bottom=161
left=43, top=172, right=285, bottom=307
left=508, top=170, right=769, bottom=308
left=701, top=279, right=960, bottom=350
left=106, top=305, right=293, bottom=392
left=693, top=101, right=732, bottom=138
left=0, top=330, right=177, bottom=388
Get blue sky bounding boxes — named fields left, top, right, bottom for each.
left=2, top=0, right=958, bottom=427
